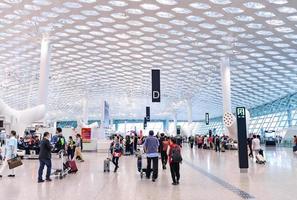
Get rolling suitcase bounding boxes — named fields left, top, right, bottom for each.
left=256, top=154, right=266, bottom=164
left=293, top=146, right=297, bottom=152
left=104, top=158, right=110, bottom=172
left=67, top=160, right=78, bottom=173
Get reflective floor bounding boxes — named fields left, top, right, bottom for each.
left=0, top=146, right=296, bottom=200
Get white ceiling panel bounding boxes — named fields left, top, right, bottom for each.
left=0, top=0, right=296, bottom=120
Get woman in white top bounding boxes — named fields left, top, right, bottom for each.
left=252, top=135, right=261, bottom=158
left=0, top=130, right=18, bottom=178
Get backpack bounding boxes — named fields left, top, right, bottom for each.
left=171, top=146, right=182, bottom=163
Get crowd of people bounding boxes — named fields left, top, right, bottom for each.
left=0, top=128, right=85, bottom=182
left=188, top=131, right=237, bottom=152
left=109, top=131, right=183, bottom=185
left=1, top=127, right=297, bottom=184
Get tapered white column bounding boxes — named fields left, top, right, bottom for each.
left=173, top=113, right=177, bottom=136
left=220, top=57, right=231, bottom=114
left=186, top=98, right=193, bottom=136
left=221, top=57, right=236, bottom=138
left=82, top=97, right=88, bottom=124
left=187, top=98, right=193, bottom=124
left=38, top=35, right=50, bottom=106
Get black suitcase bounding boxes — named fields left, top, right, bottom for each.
left=293, top=146, right=297, bottom=152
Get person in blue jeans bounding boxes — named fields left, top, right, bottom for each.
left=38, top=132, right=52, bottom=183
left=143, top=130, right=159, bottom=182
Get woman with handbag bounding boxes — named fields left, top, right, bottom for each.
left=0, top=130, right=18, bottom=178
left=111, top=137, right=123, bottom=172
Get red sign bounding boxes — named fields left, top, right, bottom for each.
left=81, top=128, right=91, bottom=143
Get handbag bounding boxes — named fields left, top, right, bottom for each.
left=7, top=157, right=23, bottom=169
left=113, top=152, right=122, bottom=158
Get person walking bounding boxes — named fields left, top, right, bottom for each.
left=252, top=135, right=261, bottom=159
left=168, top=137, right=182, bottom=185
left=189, top=135, right=194, bottom=149
left=0, top=130, right=18, bottom=178
left=38, top=132, right=52, bottom=183
left=110, top=137, right=123, bottom=172
left=247, top=134, right=253, bottom=157
left=161, top=136, right=169, bottom=170
left=75, top=134, right=84, bottom=162
left=143, top=130, right=159, bottom=182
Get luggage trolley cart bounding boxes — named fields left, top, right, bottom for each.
left=52, top=150, right=70, bottom=179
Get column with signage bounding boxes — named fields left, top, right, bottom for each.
left=236, top=107, right=249, bottom=172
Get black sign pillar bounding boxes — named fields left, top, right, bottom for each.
left=146, top=106, right=150, bottom=122
left=205, top=113, right=209, bottom=125
left=143, top=117, right=147, bottom=129
left=152, top=69, right=161, bottom=102
left=236, top=107, right=249, bottom=172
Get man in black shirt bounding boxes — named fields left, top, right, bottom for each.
left=38, top=132, right=52, bottom=183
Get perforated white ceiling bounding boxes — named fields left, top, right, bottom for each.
left=0, top=0, right=297, bottom=121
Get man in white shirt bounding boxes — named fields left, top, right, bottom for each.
left=0, top=130, right=18, bottom=178
left=252, top=135, right=261, bottom=158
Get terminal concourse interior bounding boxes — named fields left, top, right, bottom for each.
left=0, top=1, right=297, bottom=200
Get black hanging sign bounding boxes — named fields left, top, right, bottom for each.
left=146, top=106, right=150, bottom=122
left=152, top=69, right=161, bottom=102
left=205, top=113, right=209, bottom=125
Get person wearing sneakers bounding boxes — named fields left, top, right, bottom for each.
left=0, top=130, right=18, bottom=178
left=38, top=132, right=52, bottom=183
left=168, top=137, right=183, bottom=186
left=143, top=130, right=159, bottom=182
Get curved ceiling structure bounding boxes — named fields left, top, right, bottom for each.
left=0, top=0, right=297, bottom=120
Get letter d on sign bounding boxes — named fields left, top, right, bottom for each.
left=152, top=69, right=161, bottom=102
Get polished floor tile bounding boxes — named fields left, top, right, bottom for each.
left=0, top=146, right=296, bottom=200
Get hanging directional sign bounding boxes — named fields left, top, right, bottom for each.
left=146, top=106, right=150, bottom=122
left=205, top=113, right=209, bottom=125
left=152, top=69, right=161, bottom=102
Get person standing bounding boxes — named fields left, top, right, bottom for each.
left=38, top=132, right=52, bottom=183
left=189, top=135, right=194, bottom=149
left=143, top=130, right=159, bottom=182
left=168, top=138, right=182, bottom=185
left=0, top=130, right=18, bottom=178
left=75, top=134, right=84, bottom=162
left=133, top=133, right=138, bottom=152
left=215, top=135, right=221, bottom=152
left=0, top=131, right=5, bottom=147
left=67, top=136, right=76, bottom=160
left=56, top=128, right=66, bottom=152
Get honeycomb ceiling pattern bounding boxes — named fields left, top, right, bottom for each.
left=0, top=0, right=297, bottom=121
